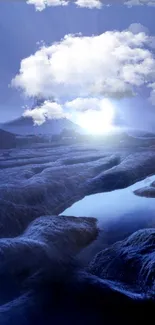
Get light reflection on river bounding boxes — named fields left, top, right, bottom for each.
left=61, top=175, right=155, bottom=263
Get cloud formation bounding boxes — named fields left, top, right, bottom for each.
left=12, top=26, right=155, bottom=105
left=23, top=97, right=114, bottom=125
left=23, top=100, right=67, bottom=125
left=65, top=97, right=113, bottom=112
left=126, top=0, right=155, bottom=7
left=128, top=23, right=149, bottom=35
left=65, top=97, right=115, bottom=132
left=75, top=0, right=102, bottom=8
left=27, top=0, right=69, bottom=11
left=27, top=0, right=155, bottom=10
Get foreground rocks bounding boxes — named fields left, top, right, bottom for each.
left=2, top=143, right=155, bottom=236
left=1, top=143, right=155, bottom=323
left=134, top=180, right=155, bottom=198
left=0, top=215, right=98, bottom=291
left=88, top=228, right=155, bottom=292
left=1, top=227, right=155, bottom=325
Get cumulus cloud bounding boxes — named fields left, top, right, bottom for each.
left=64, top=97, right=113, bottom=112
left=12, top=26, right=155, bottom=107
left=27, top=0, right=69, bottom=11
left=128, top=23, right=149, bottom=35
left=23, top=100, right=67, bottom=125
left=23, top=97, right=115, bottom=125
left=64, top=97, right=115, bottom=131
left=75, top=0, right=102, bottom=8
left=27, top=0, right=155, bottom=10
left=125, top=0, right=155, bottom=7
left=27, top=0, right=102, bottom=10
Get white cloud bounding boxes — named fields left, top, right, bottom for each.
left=125, top=0, right=155, bottom=7
left=27, top=0, right=102, bottom=10
left=24, top=97, right=115, bottom=126
left=12, top=27, right=155, bottom=105
left=64, top=97, right=115, bottom=132
left=27, top=0, right=155, bottom=10
left=64, top=97, right=113, bottom=112
left=75, top=0, right=102, bottom=8
left=23, top=100, right=67, bottom=125
left=27, top=0, right=69, bottom=11
left=128, top=23, right=149, bottom=35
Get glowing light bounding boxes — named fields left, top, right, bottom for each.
left=76, top=100, right=114, bottom=134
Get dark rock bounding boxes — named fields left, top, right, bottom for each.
left=134, top=186, right=155, bottom=198
left=0, top=215, right=98, bottom=279
left=134, top=179, right=155, bottom=198
left=0, top=248, right=155, bottom=325
left=87, top=153, right=155, bottom=195
left=88, top=228, right=155, bottom=291
left=0, top=215, right=98, bottom=305
left=1, top=220, right=155, bottom=325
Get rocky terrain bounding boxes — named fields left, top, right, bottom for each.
left=1, top=138, right=155, bottom=237
left=0, top=221, right=155, bottom=325
left=1, top=136, right=155, bottom=323
left=89, top=227, right=155, bottom=291
left=134, top=180, right=155, bottom=198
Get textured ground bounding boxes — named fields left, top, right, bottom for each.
left=1, top=139, right=155, bottom=323
left=1, top=141, right=155, bottom=237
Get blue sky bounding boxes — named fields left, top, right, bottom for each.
left=0, top=1, right=155, bottom=131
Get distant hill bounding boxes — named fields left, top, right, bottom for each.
left=1, top=116, right=80, bottom=136
left=0, top=129, right=16, bottom=149
left=127, top=129, right=155, bottom=139
left=1, top=95, right=81, bottom=136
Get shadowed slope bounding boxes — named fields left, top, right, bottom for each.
left=89, top=228, right=155, bottom=292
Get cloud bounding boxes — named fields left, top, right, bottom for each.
left=23, top=97, right=114, bottom=125
left=23, top=100, right=67, bottom=125
left=75, top=0, right=102, bottom=8
left=27, top=0, right=102, bottom=10
left=125, top=0, right=155, bottom=7
left=128, top=23, right=149, bottom=35
left=64, top=97, right=115, bottom=130
left=26, top=0, right=155, bottom=10
left=12, top=26, right=155, bottom=106
left=148, top=83, right=155, bottom=106
left=27, top=0, right=69, bottom=11
left=64, top=97, right=113, bottom=112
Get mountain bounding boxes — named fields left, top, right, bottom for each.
left=0, top=129, right=16, bottom=149
left=1, top=95, right=81, bottom=136
left=1, top=116, right=80, bottom=136
left=127, top=128, right=155, bottom=139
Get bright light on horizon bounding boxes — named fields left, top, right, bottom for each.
left=76, top=100, right=115, bottom=134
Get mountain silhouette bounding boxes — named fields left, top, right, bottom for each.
left=1, top=96, right=80, bottom=135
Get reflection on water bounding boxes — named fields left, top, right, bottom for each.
left=61, top=175, right=155, bottom=227
left=61, top=176, right=155, bottom=263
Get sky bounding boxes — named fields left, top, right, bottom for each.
left=0, top=0, right=155, bottom=132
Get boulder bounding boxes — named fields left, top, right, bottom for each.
left=134, top=181, right=155, bottom=198
left=134, top=186, right=155, bottom=198
left=88, top=228, right=155, bottom=292
left=1, top=225, right=155, bottom=325
left=0, top=215, right=98, bottom=297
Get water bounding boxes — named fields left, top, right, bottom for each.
left=61, top=175, right=155, bottom=226
left=61, top=176, right=155, bottom=262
